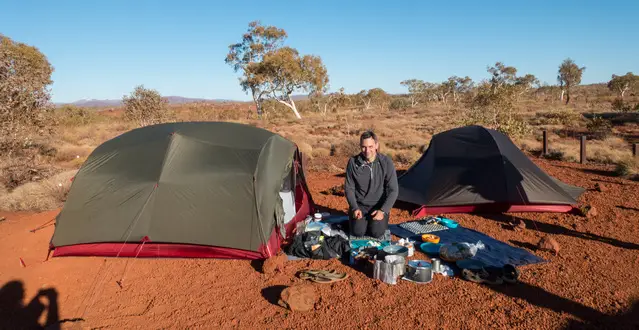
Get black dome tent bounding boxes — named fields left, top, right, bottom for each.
left=397, top=125, right=584, bottom=217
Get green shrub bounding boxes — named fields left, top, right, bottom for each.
left=586, top=115, right=613, bottom=139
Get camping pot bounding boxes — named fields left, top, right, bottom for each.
left=406, top=260, right=433, bottom=283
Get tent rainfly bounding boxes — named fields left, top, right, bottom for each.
left=397, top=125, right=585, bottom=217
left=49, top=122, right=314, bottom=259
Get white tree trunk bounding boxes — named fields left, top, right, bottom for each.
left=410, top=96, right=418, bottom=107
left=621, top=88, right=626, bottom=99
left=560, top=89, right=565, bottom=101
left=277, top=96, right=302, bottom=119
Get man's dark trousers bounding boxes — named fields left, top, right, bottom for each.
left=349, top=206, right=389, bottom=238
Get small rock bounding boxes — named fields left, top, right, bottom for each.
left=586, top=206, right=598, bottom=219
left=594, top=183, right=607, bottom=192
left=511, top=219, right=526, bottom=231
left=571, top=222, right=582, bottom=232
left=537, top=235, right=560, bottom=255
left=278, top=285, right=316, bottom=312
left=262, top=253, right=287, bottom=275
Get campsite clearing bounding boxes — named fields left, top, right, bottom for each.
left=1, top=158, right=638, bottom=329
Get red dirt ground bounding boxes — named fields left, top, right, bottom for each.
left=1, top=158, right=638, bottom=329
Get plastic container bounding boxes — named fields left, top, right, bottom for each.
left=420, top=242, right=442, bottom=255
left=438, top=217, right=459, bottom=228
left=313, top=213, right=323, bottom=221
left=421, top=234, right=440, bottom=243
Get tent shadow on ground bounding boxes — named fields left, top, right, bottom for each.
left=485, top=281, right=639, bottom=329
left=250, top=259, right=265, bottom=273
left=592, top=178, right=625, bottom=185
left=591, top=178, right=624, bottom=185
left=553, top=164, right=619, bottom=179
left=508, top=240, right=539, bottom=251
left=480, top=214, right=639, bottom=250
left=0, top=280, right=64, bottom=330
left=616, top=205, right=639, bottom=212
left=562, top=299, right=639, bottom=329
left=261, top=285, right=287, bottom=306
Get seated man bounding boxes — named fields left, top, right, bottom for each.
left=344, top=130, right=398, bottom=239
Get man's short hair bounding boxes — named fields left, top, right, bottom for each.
left=360, top=130, right=378, bottom=144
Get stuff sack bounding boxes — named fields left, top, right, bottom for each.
left=439, top=241, right=485, bottom=262
left=286, top=231, right=350, bottom=260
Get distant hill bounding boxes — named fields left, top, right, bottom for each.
left=56, top=96, right=240, bottom=108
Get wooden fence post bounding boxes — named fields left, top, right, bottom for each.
left=580, top=136, right=586, bottom=164
left=542, top=130, right=548, bottom=156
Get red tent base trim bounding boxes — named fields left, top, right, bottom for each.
left=52, top=242, right=268, bottom=259
left=412, top=203, right=577, bottom=218
left=51, top=177, right=315, bottom=260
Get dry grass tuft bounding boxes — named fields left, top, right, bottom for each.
left=614, top=157, right=639, bottom=181
left=392, top=149, right=421, bottom=166
left=296, top=142, right=313, bottom=159
left=516, top=137, right=542, bottom=153
left=312, top=147, right=331, bottom=158
left=333, top=140, right=361, bottom=158
left=0, top=170, right=77, bottom=211
left=587, top=137, right=633, bottom=164
left=54, top=144, right=94, bottom=162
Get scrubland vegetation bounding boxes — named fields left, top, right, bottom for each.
left=1, top=23, right=638, bottom=211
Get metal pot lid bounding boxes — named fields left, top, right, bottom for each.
left=408, top=260, right=432, bottom=269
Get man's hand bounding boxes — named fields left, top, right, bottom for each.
left=371, top=210, right=385, bottom=221
left=353, top=209, right=363, bottom=219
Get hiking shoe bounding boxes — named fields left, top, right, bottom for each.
left=462, top=268, right=503, bottom=285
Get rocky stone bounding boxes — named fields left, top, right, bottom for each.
left=538, top=235, right=560, bottom=255
left=262, top=253, right=287, bottom=275
left=594, top=183, right=607, bottom=192
left=278, top=285, right=316, bottom=312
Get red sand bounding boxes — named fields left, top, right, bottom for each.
left=1, top=158, right=638, bottom=329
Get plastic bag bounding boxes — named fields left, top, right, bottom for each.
left=439, top=241, right=485, bottom=262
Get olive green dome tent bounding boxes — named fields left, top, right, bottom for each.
left=49, top=122, right=314, bottom=259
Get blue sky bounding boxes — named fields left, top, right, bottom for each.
left=2, top=0, right=638, bottom=103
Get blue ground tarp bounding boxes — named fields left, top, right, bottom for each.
left=389, top=223, right=546, bottom=268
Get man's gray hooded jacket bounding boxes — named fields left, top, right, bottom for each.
left=344, top=153, right=399, bottom=214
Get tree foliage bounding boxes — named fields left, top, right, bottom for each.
left=311, top=87, right=349, bottom=115
left=122, top=85, right=170, bottom=127
left=357, top=88, right=389, bottom=111
left=607, top=72, right=639, bottom=99
left=488, top=62, right=517, bottom=94
left=446, top=76, right=474, bottom=103
left=0, top=34, right=54, bottom=153
left=460, top=62, right=533, bottom=138
left=400, top=79, right=425, bottom=107
left=557, top=58, right=586, bottom=104
left=225, top=21, right=328, bottom=119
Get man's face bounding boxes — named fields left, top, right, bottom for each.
left=360, top=137, right=378, bottom=161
